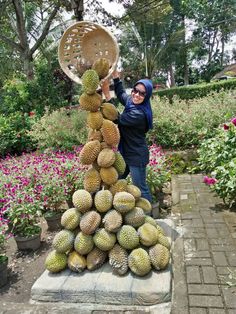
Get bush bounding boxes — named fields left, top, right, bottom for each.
left=196, top=118, right=236, bottom=207
left=29, top=107, right=87, bottom=151
left=148, top=89, right=236, bottom=149
left=0, top=112, right=36, bottom=157
left=156, top=79, right=236, bottom=102
left=0, top=63, right=68, bottom=117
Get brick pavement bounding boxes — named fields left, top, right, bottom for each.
left=171, top=174, right=236, bottom=314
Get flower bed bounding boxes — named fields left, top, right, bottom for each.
left=0, top=145, right=170, bottom=237
left=0, top=148, right=86, bottom=237
left=197, top=117, right=236, bottom=207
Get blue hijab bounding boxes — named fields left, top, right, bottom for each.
left=125, top=79, right=153, bottom=131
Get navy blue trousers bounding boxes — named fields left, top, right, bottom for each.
left=120, top=164, right=152, bottom=203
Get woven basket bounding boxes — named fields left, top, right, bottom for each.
left=58, top=21, right=119, bottom=84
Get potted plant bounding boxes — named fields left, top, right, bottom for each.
left=5, top=188, right=42, bottom=251
left=39, top=176, right=69, bottom=231
left=0, top=214, right=10, bottom=287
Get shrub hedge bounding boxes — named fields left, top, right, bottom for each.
left=156, top=79, right=236, bottom=102
left=148, top=89, right=236, bottom=149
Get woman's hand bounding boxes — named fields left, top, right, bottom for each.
left=100, top=79, right=111, bottom=101
left=112, top=70, right=120, bottom=79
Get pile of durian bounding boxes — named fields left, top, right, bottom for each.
left=45, top=59, right=171, bottom=277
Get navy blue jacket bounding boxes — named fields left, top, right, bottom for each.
left=113, top=78, right=150, bottom=167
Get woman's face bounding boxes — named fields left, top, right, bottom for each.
left=131, top=83, right=146, bottom=105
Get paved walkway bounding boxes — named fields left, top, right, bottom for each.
left=171, top=174, right=236, bottom=314
left=1, top=174, right=236, bottom=313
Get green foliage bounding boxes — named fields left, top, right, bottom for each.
left=0, top=63, right=68, bottom=117
left=148, top=89, right=236, bottom=148
left=196, top=119, right=236, bottom=206
left=156, top=79, right=236, bottom=101
left=29, top=107, right=87, bottom=151
left=0, top=112, right=36, bottom=157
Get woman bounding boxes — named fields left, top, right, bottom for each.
left=101, top=71, right=153, bottom=203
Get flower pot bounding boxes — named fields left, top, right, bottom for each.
left=0, top=257, right=8, bottom=288
left=14, top=232, right=41, bottom=251
left=44, top=212, right=62, bottom=231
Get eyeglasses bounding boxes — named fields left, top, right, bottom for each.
left=132, top=87, right=146, bottom=98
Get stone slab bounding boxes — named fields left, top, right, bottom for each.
left=31, top=219, right=174, bottom=307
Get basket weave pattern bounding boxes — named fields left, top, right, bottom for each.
left=58, top=21, right=119, bottom=84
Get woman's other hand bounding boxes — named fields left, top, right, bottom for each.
left=101, top=79, right=111, bottom=101
left=112, top=69, right=120, bottom=79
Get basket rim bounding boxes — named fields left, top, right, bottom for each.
left=58, top=20, right=120, bottom=85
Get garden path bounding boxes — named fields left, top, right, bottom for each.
left=171, top=174, right=236, bottom=314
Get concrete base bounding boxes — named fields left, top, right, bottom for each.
left=31, top=219, right=176, bottom=313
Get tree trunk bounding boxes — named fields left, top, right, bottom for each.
left=221, top=36, right=225, bottom=66
left=181, top=15, right=189, bottom=85
left=71, top=0, right=84, bottom=21
left=169, top=64, right=175, bottom=87
left=22, top=52, right=34, bottom=80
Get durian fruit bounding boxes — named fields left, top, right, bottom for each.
left=52, top=230, right=75, bottom=253
left=149, top=244, right=170, bottom=270
left=101, top=119, right=120, bottom=147
left=101, top=103, right=118, bottom=121
left=79, top=140, right=101, bottom=165
left=97, top=148, right=115, bottom=168
left=110, top=179, right=128, bottom=196
left=94, top=189, right=113, bottom=213
left=157, top=233, right=171, bottom=250
left=83, top=168, right=101, bottom=193
left=135, top=197, right=152, bottom=213
left=124, top=207, right=145, bottom=228
left=109, top=244, right=128, bottom=275
left=102, top=209, right=123, bottom=233
left=156, top=224, right=165, bottom=236
left=100, top=166, right=118, bottom=186
left=93, top=228, right=116, bottom=251
left=88, top=129, right=103, bottom=142
left=100, top=141, right=111, bottom=150
left=126, top=184, right=141, bottom=199
left=74, top=231, right=94, bottom=255
left=145, top=215, right=157, bottom=227
left=67, top=251, right=87, bottom=272
left=81, top=69, right=99, bottom=94
left=61, top=208, right=81, bottom=230
left=45, top=250, right=67, bottom=273
left=113, top=191, right=135, bottom=214
left=128, top=248, right=151, bottom=276
left=113, top=152, right=126, bottom=176
left=138, top=223, right=158, bottom=247
left=79, top=92, right=102, bottom=112
left=92, top=160, right=101, bottom=171
left=80, top=211, right=101, bottom=235
left=117, top=225, right=139, bottom=250
left=92, top=57, right=110, bottom=79
left=87, top=111, right=103, bottom=130
left=87, top=247, right=107, bottom=271
left=72, top=189, right=93, bottom=213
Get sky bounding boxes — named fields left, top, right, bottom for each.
left=98, top=0, right=125, bottom=16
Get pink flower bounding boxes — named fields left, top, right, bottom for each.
left=231, top=117, right=236, bottom=126
left=223, top=124, right=229, bottom=130
left=203, top=176, right=217, bottom=185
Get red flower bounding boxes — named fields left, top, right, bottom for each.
left=231, top=117, right=236, bottom=126
left=29, top=111, right=35, bottom=117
